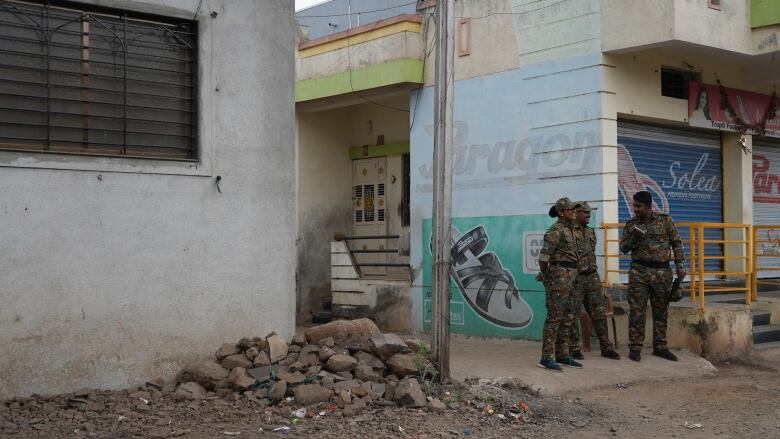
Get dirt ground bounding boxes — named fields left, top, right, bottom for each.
left=2, top=349, right=779, bottom=439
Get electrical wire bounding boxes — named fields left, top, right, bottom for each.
left=296, top=1, right=420, bottom=18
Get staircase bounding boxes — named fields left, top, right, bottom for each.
left=752, top=309, right=780, bottom=350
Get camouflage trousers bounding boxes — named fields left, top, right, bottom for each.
left=568, top=272, right=614, bottom=353
left=628, top=265, right=672, bottom=351
left=541, top=265, right=578, bottom=360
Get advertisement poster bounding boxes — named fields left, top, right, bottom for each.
left=421, top=213, right=597, bottom=339
left=688, top=82, right=780, bottom=138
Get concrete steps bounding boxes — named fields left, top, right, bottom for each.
left=753, top=310, right=771, bottom=326
left=753, top=324, right=780, bottom=344
left=754, top=340, right=780, bottom=351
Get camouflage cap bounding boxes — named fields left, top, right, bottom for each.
left=554, top=197, right=574, bottom=212
left=573, top=201, right=598, bottom=211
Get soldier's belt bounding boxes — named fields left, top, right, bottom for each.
left=631, top=259, right=670, bottom=269
left=579, top=269, right=597, bottom=275
left=549, top=261, right=577, bottom=269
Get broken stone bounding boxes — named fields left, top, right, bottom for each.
left=298, top=353, right=319, bottom=367
left=288, top=362, right=306, bottom=372
left=291, top=332, right=306, bottom=346
left=353, top=351, right=385, bottom=370
left=289, top=345, right=302, bottom=353
left=245, top=347, right=260, bottom=361
left=304, top=318, right=379, bottom=345
left=326, top=354, right=358, bottom=372
left=250, top=337, right=269, bottom=352
left=305, top=365, right=322, bottom=376
left=404, top=338, right=430, bottom=355
left=343, top=398, right=367, bottom=417
left=337, top=390, right=351, bottom=408
left=354, top=365, right=384, bottom=382
left=73, top=388, right=92, bottom=398
left=215, top=343, right=240, bottom=361
left=365, top=382, right=386, bottom=400
left=227, top=367, right=256, bottom=390
left=214, top=378, right=231, bottom=390
left=385, top=381, right=398, bottom=401
left=221, top=354, right=253, bottom=370
left=174, top=382, right=206, bottom=401
left=247, top=365, right=277, bottom=382
left=300, top=344, right=320, bottom=356
left=370, top=333, right=411, bottom=361
left=336, top=371, right=354, bottom=380
left=292, top=384, right=333, bottom=405
left=177, top=360, right=229, bottom=390
left=318, top=346, right=336, bottom=360
left=386, top=354, right=419, bottom=378
left=395, top=377, right=426, bottom=408
left=236, top=338, right=252, bottom=351
left=268, top=380, right=287, bottom=403
left=347, top=339, right=373, bottom=354
left=318, top=337, right=336, bottom=348
left=429, top=398, right=446, bottom=414
left=351, top=386, right=368, bottom=398
left=279, top=353, right=299, bottom=367
left=276, top=369, right=305, bottom=385
left=267, top=333, right=289, bottom=363
left=253, top=351, right=271, bottom=367
left=215, top=388, right=234, bottom=399
left=333, top=379, right=361, bottom=393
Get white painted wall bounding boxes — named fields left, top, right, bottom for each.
left=0, top=0, right=295, bottom=399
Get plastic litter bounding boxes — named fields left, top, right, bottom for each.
left=616, top=383, right=628, bottom=389
left=221, top=432, right=241, bottom=436
left=684, top=422, right=703, bottom=429
left=293, top=408, right=307, bottom=418
left=273, top=426, right=291, bottom=433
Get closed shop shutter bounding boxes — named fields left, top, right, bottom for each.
left=752, top=137, right=780, bottom=276
left=617, top=121, right=724, bottom=271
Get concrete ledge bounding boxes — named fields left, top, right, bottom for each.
left=610, top=300, right=752, bottom=361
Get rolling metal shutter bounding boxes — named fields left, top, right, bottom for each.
left=752, top=137, right=780, bottom=276
left=617, top=121, right=724, bottom=270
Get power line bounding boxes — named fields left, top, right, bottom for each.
left=296, top=1, right=419, bottom=18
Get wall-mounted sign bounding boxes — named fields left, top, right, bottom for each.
left=688, top=82, right=780, bottom=138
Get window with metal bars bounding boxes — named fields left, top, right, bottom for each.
left=0, top=0, right=197, bottom=160
left=661, top=67, right=696, bottom=100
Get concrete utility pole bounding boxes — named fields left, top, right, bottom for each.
left=430, top=0, right=455, bottom=383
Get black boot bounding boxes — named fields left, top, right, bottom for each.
left=601, top=349, right=621, bottom=360
left=570, top=350, right=585, bottom=360
left=629, top=350, right=641, bottom=362
left=652, top=348, right=678, bottom=361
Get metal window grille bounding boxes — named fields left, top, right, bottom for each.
left=0, top=0, right=197, bottom=160
left=661, top=68, right=695, bottom=100
left=402, top=153, right=410, bottom=227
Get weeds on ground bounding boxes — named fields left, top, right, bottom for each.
left=414, top=344, right=441, bottom=397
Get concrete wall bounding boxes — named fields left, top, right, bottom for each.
left=419, top=0, right=520, bottom=84
left=602, top=0, right=780, bottom=56
left=0, top=0, right=296, bottom=399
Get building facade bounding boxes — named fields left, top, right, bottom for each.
left=1, top=0, right=296, bottom=398
left=295, top=0, right=780, bottom=337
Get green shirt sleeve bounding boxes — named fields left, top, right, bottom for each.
left=539, top=227, right=560, bottom=263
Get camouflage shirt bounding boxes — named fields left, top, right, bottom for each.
left=619, top=212, right=685, bottom=266
left=573, top=225, right=598, bottom=273
left=539, top=219, right=578, bottom=264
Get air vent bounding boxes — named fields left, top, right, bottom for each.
left=354, top=185, right=363, bottom=198
left=378, top=209, right=385, bottom=222
left=355, top=210, right=363, bottom=222
left=378, top=183, right=385, bottom=196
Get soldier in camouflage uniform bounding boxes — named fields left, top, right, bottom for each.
left=620, top=191, right=686, bottom=362
left=567, top=201, right=621, bottom=360
left=536, top=197, right=583, bottom=372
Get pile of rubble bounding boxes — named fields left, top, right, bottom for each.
left=171, top=318, right=441, bottom=416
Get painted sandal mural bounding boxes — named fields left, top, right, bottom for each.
left=432, top=225, right=533, bottom=328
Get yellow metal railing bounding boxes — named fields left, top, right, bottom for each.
left=602, top=222, right=753, bottom=311
left=752, top=225, right=780, bottom=301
